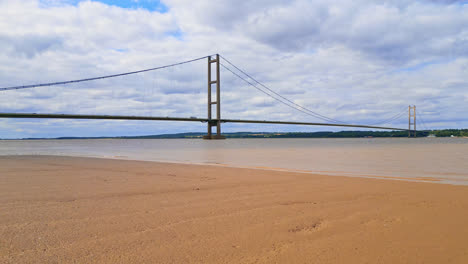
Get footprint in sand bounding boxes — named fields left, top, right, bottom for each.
left=288, top=220, right=325, bottom=233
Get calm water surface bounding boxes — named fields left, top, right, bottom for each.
left=1, top=138, right=467, bottom=185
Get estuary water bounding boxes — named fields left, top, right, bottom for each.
left=1, top=137, right=467, bottom=185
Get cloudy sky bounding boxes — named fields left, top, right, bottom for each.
left=0, top=0, right=467, bottom=138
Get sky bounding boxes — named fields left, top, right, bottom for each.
left=0, top=0, right=467, bottom=138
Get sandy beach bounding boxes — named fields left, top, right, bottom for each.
left=1, top=155, right=468, bottom=263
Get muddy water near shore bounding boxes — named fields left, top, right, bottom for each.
left=1, top=137, right=467, bottom=185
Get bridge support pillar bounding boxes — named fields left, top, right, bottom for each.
left=203, top=54, right=225, bottom=140
left=408, top=105, right=416, bottom=137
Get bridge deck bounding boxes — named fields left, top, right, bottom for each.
left=0, top=113, right=409, bottom=131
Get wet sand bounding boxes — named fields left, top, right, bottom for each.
left=1, top=155, right=468, bottom=263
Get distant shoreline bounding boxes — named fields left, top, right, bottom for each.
left=2, top=129, right=468, bottom=140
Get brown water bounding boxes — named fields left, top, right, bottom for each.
left=1, top=138, right=467, bottom=185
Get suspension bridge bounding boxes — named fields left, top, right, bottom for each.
left=0, top=54, right=425, bottom=139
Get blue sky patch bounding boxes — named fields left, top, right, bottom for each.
left=113, top=48, right=129, bottom=53
left=166, top=29, right=183, bottom=40
left=42, top=0, right=168, bottom=12
left=391, top=58, right=455, bottom=74
left=92, top=0, right=168, bottom=12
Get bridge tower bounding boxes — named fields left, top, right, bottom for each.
left=203, top=54, right=225, bottom=139
left=408, top=105, right=416, bottom=137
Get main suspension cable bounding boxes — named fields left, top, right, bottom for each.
left=0, top=55, right=213, bottom=91
left=368, top=108, right=408, bottom=126
left=220, top=62, right=351, bottom=123
left=219, top=55, right=347, bottom=124
left=416, top=109, right=430, bottom=131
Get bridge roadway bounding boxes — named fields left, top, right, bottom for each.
left=0, top=113, right=409, bottom=131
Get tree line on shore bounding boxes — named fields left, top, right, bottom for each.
left=111, top=129, right=468, bottom=139
left=7, top=129, right=468, bottom=140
